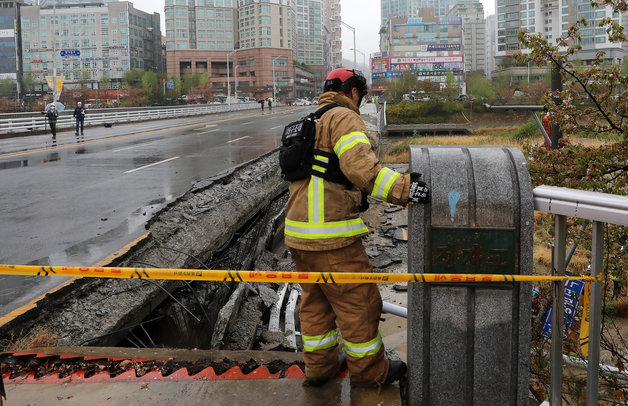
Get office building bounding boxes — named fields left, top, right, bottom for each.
left=375, top=9, right=463, bottom=92
left=447, top=1, right=485, bottom=74
left=20, top=1, right=162, bottom=89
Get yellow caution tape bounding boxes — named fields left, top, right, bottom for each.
left=580, top=281, right=591, bottom=357
left=0, top=264, right=602, bottom=284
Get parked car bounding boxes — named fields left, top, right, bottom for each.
left=294, top=98, right=312, bottom=106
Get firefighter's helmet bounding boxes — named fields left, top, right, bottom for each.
left=323, top=68, right=368, bottom=99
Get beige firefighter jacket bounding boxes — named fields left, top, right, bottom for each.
left=285, top=91, right=411, bottom=252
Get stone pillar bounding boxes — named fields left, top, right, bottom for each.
left=407, top=146, right=533, bottom=405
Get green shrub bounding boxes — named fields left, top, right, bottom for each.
left=386, top=100, right=463, bottom=124
left=511, top=117, right=542, bottom=141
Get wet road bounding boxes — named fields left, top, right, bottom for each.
left=0, top=106, right=311, bottom=317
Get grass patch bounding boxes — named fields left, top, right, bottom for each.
left=380, top=123, right=615, bottom=164
left=2, top=326, right=59, bottom=352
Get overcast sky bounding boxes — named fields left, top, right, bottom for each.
left=132, top=0, right=495, bottom=63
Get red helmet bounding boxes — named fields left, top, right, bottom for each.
left=324, top=68, right=368, bottom=98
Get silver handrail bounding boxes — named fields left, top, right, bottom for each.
left=534, top=185, right=628, bottom=405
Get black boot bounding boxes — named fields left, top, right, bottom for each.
left=383, top=360, right=407, bottom=385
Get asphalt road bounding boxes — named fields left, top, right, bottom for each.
left=0, top=105, right=311, bottom=317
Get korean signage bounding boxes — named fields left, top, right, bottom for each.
left=371, top=57, right=389, bottom=74
left=430, top=228, right=515, bottom=275
left=0, top=29, right=14, bottom=38
left=438, top=16, right=462, bottom=25
left=541, top=279, right=586, bottom=339
left=427, top=44, right=461, bottom=52
left=60, top=50, right=80, bottom=57
left=391, top=56, right=463, bottom=64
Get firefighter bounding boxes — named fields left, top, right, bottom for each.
left=285, top=68, right=429, bottom=387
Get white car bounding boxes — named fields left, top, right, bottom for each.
left=294, top=99, right=312, bottom=106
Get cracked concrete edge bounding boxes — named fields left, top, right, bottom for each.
left=0, top=150, right=289, bottom=347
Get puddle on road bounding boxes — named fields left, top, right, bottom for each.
left=0, top=159, right=29, bottom=170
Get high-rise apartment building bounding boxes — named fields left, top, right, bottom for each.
left=0, top=0, right=24, bottom=99
left=418, top=0, right=463, bottom=17
left=485, top=14, right=496, bottom=78
left=238, top=0, right=295, bottom=50
left=295, top=0, right=321, bottom=65
left=164, top=0, right=235, bottom=51
left=165, top=0, right=298, bottom=100
left=381, top=0, right=419, bottom=26
left=20, top=1, right=162, bottom=88
left=322, top=0, right=340, bottom=70
left=447, top=1, right=485, bottom=74
left=495, top=0, right=624, bottom=65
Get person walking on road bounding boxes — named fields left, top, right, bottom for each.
left=259, top=98, right=265, bottom=111
left=267, top=98, right=272, bottom=111
left=283, top=68, right=429, bottom=388
left=42, top=104, right=58, bottom=143
left=73, top=101, right=86, bottom=139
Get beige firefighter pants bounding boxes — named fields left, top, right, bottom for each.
left=290, top=239, right=389, bottom=387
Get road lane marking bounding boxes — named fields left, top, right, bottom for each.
left=241, top=121, right=255, bottom=125
left=112, top=145, right=141, bottom=152
left=199, top=129, right=220, bottom=134
left=270, top=125, right=283, bottom=130
left=0, top=232, right=151, bottom=327
left=195, top=124, right=218, bottom=131
left=226, top=136, right=249, bottom=144
left=124, top=156, right=180, bottom=174
left=0, top=109, right=303, bottom=160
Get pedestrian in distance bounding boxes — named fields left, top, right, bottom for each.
left=267, top=97, right=272, bottom=111
left=73, top=101, right=86, bottom=139
left=42, top=104, right=58, bottom=143
left=282, top=68, right=429, bottom=389
left=259, top=99, right=265, bottom=111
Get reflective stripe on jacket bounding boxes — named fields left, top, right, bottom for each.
left=285, top=91, right=411, bottom=252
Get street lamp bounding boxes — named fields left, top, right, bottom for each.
left=350, top=48, right=366, bottom=71
left=336, top=19, right=356, bottom=69
left=272, top=55, right=285, bottom=102
left=226, top=49, right=236, bottom=107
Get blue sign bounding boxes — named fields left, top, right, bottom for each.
left=167, top=83, right=174, bottom=89
left=60, top=50, right=80, bottom=57
left=541, top=279, right=586, bottom=339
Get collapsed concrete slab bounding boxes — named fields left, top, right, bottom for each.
left=0, top=150, right=289, bottom=348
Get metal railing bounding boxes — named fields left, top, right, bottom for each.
left=534, top=185, right=628, bottom=405
left=0, top=102, right=260, bottom=134
left=380, top=184, right=628, bottom=404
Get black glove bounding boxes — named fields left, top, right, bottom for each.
left=359, top=191, right=370, bottom=212
left=408, top=172, right=429, bottom=204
